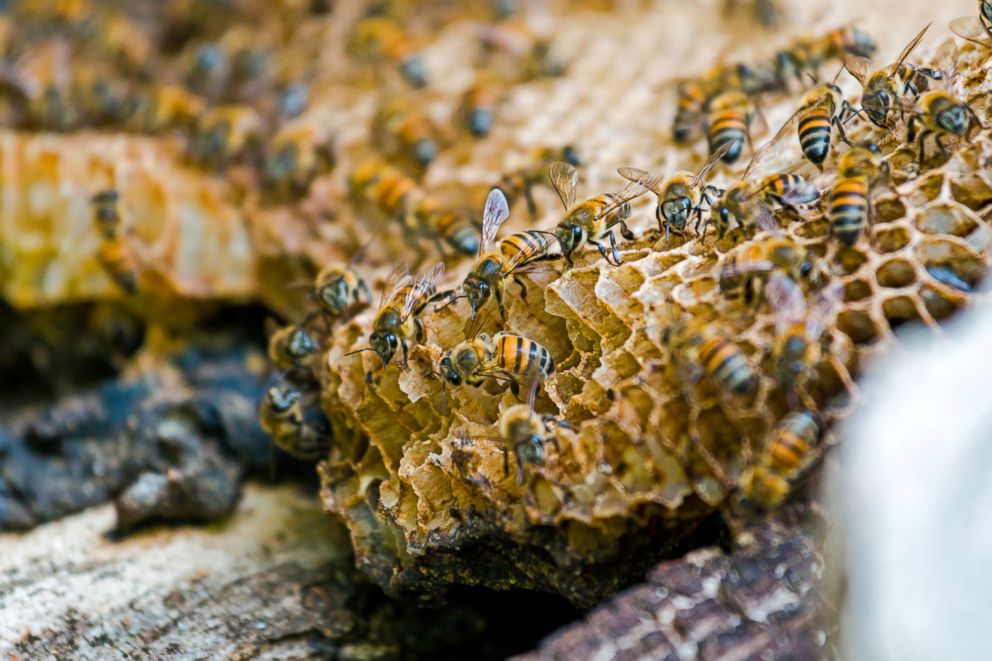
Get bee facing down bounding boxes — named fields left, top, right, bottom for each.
left=549, top=161, right=648, bottom=266
left=740, top=410, right=823, bottom=510
left=664, top=316, right=759, bottom=397
left=259, top=382, right=331, bottom=460
left=907, top=91, right=983, bottom=164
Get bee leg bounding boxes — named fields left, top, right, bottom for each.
left=401, top=339, right=411, bottom=368
left=619, top=221, right=635, bottom=241
left=495, top=287, right=508, bottom=320
left=509, top=379, right=520, bottom=397
left=365, top=370, right=374, bottom=385
left=503, top=448, right=510, bottom=477
left=916, top=130, right=929, bottom=165
left=589, top=239, right=612, bottom=264
left=512, top=276, right=528, bottom=301
left=655, top=207, right=665, bottom=237
left=515, top=449, right=525, bottom=485
left=547, top=434, right=561, bottom=454
left=935, top=134, right=950, bottom=162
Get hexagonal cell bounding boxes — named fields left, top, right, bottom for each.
left=950, top=173, right=992, bottom=210
left=874, top=196, right=907, bottom=223
left=915, top=173, right=945, bottom=203
left=836, top=309, right=879, bottom=345
left=843, top=278, right=873, bottom=302
left=915, top=238, right=986, bottom=288
left=919, top=284, right=963, bottom=321
left=881, top=296, right=922, bottom=331
left=875, top=259, right=917, bottom=288
left=872, top=225, right=911, bottom=253
left=916, top=203, right=979, bottom=237
left=836, top=246, right=869, bottom=275
left=794, top=217, right=830, bottom=239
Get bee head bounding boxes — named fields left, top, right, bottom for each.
left=661, top=196, right=692, bottom=229
left=319, top=276, right=350, bottom=316
left=399, top=56, right=427, bottom=88
left=862, top=90, right=889, bottom=127
left=516, top=436, right=546, bottom=467
left=413, top=138, right=436, bottom=167
left=562, top=145, right=582, bottom=167
left=937, top=103, right=968, bottom=136
left=266, top=385, right=300, bottom=413
left=468, top=108, right=493, bottom=138
left=370, top=331, right=397, bottom=366
left=288, top=327, right=319, bottom=358
left=463, top=277, right=490, bottom=320
left=439, top=355, right=461, bottom=385
left=848, top=28, right=877, bottom=58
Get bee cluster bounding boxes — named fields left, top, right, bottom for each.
left=1, top=0, right=990, bottom=603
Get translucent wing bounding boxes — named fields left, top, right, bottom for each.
left=765, top=272, right=807, bottom=337
left=480, top=188, right=510, bottom=253
left=402, top=261, right=445, bottom=318
left=806, top=281, right=842, bottom=339
left=751, top=203, right=782, bottom=232
left=843, top=55, right=869, bottom=87
left=593, top=178, right=648, bottom=220
left=690, top=143, right=732, bottom=188
left=950, top=17, right=992, bottom=47
left=720, top=257, right=776, bottom=280
left=743, top=103, right=806, bottom=180
left=548, top=161, right=579, bottom=210
left=778, top=179, right=821, bottom=207
left=895, top=22, right=931, bottom=70
left=617, top=166, right=663, bottom=194
left=378, top=263, right=411, bottom=312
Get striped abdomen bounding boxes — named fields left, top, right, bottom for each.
left=895, top=63, right=936, bottom=96
left=760, top=174, right=818, bottom=204
left=707, top=108, right=747, bottom=164
left=373, top=169, right=417, bottom=217
left=598, top=193, right=631, bottom=226
left=499, top=230, right=556, bottom=269
left=765, top=411, right=820, bottom=478
left=674, top=83, right=706, bottom=143
left=829, top=176, right=869, bottom=246
left=719, top=245, right=772, bottom=293
left=493, top=333, right=555, bottom=378
left=798, top=107, right=832, bottom=166
left=430, top=211, right=479, bottom=255
left=699, top=336, right=757, bottom=395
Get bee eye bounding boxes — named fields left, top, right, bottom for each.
left=720, top=207, right=730, bottom=222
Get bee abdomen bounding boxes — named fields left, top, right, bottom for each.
left=798, top=110, right=832, bottom=165
left=699, top=338, right=757, bottom=395
left=829, top=177, right=869, bottom=245
left=766, top=411, right=821, bottom=477
left=707, top=111, right=746, bottom=163
left=434, top=212, right=480, bottom=255
left=501, top=230, right=555, bottom=264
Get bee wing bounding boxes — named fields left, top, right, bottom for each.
left=765, top=272, right=807, bottom=336
left=593, top=179, right=649, bottom=220
left=751, top=203, right=782, bottom=233
left=617, top=167, right=662, bottom=194
left=403, top=261, right=445, bottom=318
left=548, top=161, right=579, bottom=210
left=690, top=143, right=732, bottom=189
left=379, top=263, right=412, bottom=312
left=807, top=282, right=843, bottom=339
left=895, top=22, right=932, bottom=70
left=480, top=188, right=510, bottom=253
left=843, top=55, right=869, bottom=87
left=743, top=105, right=804, bottom=181
left=950, top=17, right=992, bottom=47
left=778, top=179, right=821, bottom=207
left=504, top=231, right=557, bottom=273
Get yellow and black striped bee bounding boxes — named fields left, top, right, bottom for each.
left=950, top=1, right=992, bottom=47
left=758, top=81, right=856, bottom=171
left=460, top=70, right=500, bottom=138
left=774, top=26, right=877, bottom=88
left=262, top=122, right=335, bottom=200
left=844, top=24, right=943, bottom=129
left=740, top=410, right=823, bottom=510
left=191, top=104, right=263, bottom=170
left=704, top=90, right=759, bottom=165
left=457, top=404, right=570, bottom=484
left=348, top=16, right=427, bottom=88
left=439, top=331, right=555, bottom=408
left=710, top=171, right=820, bottom=239
left=671, top=63, right=778, bottom=144
left=406, top=196, right=481, bottom=257
left=499, top=145, right=582, bottom=219
left=718, top=228, right=812, bottom=303
left=458, top=188, right=557, bottom=320
left=907, top=91, right=983, bottom=164
left=372, top=97, right=439, bottom=170
left=312, top=263, right=372, bottom=325
left=673, top=80, right=708, bottom=144
left=549, top=161, right=648, bottom=266
left=267, top=322, right=321, bottom=374
left=619, top=143, right=729, bottom=241
left=663, top=317, right=759, bottom=396
left=766, top=273, right=840, bottom=407
left=128, top=84, right=205, bottom=133
left=259, top=382, right=331, bottom=460
left=349, top=263, right=447, bottom=379
left=829, top=145, right=888, bottom=246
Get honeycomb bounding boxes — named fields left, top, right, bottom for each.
left=0, top=0, right=989, bottom=605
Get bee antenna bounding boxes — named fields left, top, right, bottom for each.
left=805, top=72, right=819, bottom=86
left=441, top=379, right=448, bottom=417
left=831, top=62, right=845, bottom=85
left=345, top=347, right=374, bottom=356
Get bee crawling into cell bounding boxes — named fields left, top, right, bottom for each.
left=662, top=309, right=760, bottom=398
left=90, top=188, right=143, bottom=294
left=549, top=161, right=648, bottom=266
left=259, top=380, right=331, bottom=460
left=310, top=261, right=373, bottom=330
left=828, top=144, right=892, bottom=246
left=738, top=409, right=824, bottom=511
left=455, top=404, right=571, bottom=484
left=266, top=318, right=322, bottom=379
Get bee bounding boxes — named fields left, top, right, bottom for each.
left=460, top=71, right=500, bottom=138
left=703, top=91, right=759, bottom=165
left=766, top=273, right=840, bottom=406
left=96, top=238, right=139, bottom=294
left=499, top=145, right=582, bottom=219
left=740, top=410, right=823, bottom=510
left=349, top=263, right=447, bottom=379
left=91, top=189, right=121, bottom=239
left=439, top=330, right=555, bottom=408
left=312, top=263, right=372, bottom=325
left=456, top=188, right=557, bottom=320
left=723, top=0, right=779, bottom=27
left=407, top=196, right=481, bottom=257
left=673, top=80, right=708, bottom=144
left=348, top=16, right=427, bottom=88
left=259, top=383, right=330, bottom=460
left=774, top=26, right=877, bottom=87
left=844, top=24, right=943, bottom=129
left=907, top=91, right=983, bottom=164
left=267, top=322, right=321, bottom=374
left=718, top=230, right=811, bottom=303
left=372, top=97, right=439, bottom=170
left=672, top=63, right=778, bottom=145
left=759, top=81, right=856, bottom=170
left=128, top=84, right=205, bottom=133
left=618, top=143, right=729, bottom=242
left=829, top=145, right=888, bottom=246
left=664, top=317, right=759, bottom=396
left=950, top=1, right=992, bottom=47
left=262, top=122, right=335, bottom=199
left=459, top=404, right=569, bottom=484
left=709, top=169, right=820, bottom=239
left=191, top=105, right=263, bottom=169
left=549, top=161, right=648, bottom=266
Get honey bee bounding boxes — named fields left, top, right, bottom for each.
left=348, top=16, right=427, bottom=88
left=619, top=144, right=729, bottom=242
left=759, top=81, right=856, bottom=170
left=672, top=63, right=778, bottom=145
left=372, top=97, right=439, bottom=170
left=349, top=263, right=447, bottom=379
left=407, top=196, right=481, bottom=257
left=128, top=84, right=205, bottom=133
left=774, top=26, right=877, bottom=87
left=191, top=104, right=264, bottom=169
left=766, top=273, right=840, bottom=406
left=723, top=0, right=779, bottom=27
left=459, top=404, right=569, bottom=483
left=262, top=122, right=335, bottom=199
left=663, top=316, right=759, bottom=396
left=907, top=91, right=983, bottom=163
left=829, top=145, right=888, bottom=246
left=549, top=161, right=648, bottom=266
left=740, top=410, right=823, bottom=510
left=673, top=80, right=708, bottom=144
left=96, top=238, right=139, bottom=294
left=312, top=263, right=372, bottom=325
left=91, top=189, right=121, bottom=239
left=950, top=1, right=992, bottom=47
left=718, top=229, right=811, bottom=303
left=267, top=322, right=321, bottom=374
left=703, top=90, right=759, bottom=165
left=709, top=172, right=820, bottom=239
left=259, top=382, right=330, bottom=460
left=439, top=330, right=556, bottom=409
left=457, top=188, right=557, bottom=320
left=499, top=145, right=582, bottom=219
left=460, top=71, right=500, bottom=138
left=844, top=24, right=943, bottom=129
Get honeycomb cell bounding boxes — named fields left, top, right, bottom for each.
left=881, top=296, right=923, bottom=329
left=836, top=247, right=869, bottom=275
left=843, top=279, right=873, bottom=302
left=915, top=239, right=985, bottom=287
left=837, top=309, right=879, bottom=345
left=875, top=259, right=917, bottom=289
left=919, top=285, right=962, bottom=321
left=916, top=203, right=979, bottom=237
left=872, top=225, right=910, bottom=253
left=874, top=197, right=907, bottom=223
